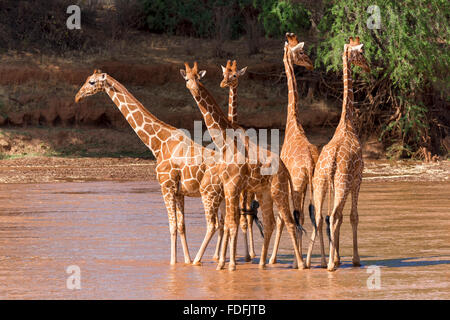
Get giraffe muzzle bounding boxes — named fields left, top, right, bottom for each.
left=75, top=92, right=83, bottom=103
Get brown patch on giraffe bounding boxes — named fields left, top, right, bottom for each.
left=133, top=111, right=144, bottom=126
left=128, top=115, right=137, bottom=130
left=136, top=130, right=150, bottom=146
left=116, top=94, right=125, bottom=104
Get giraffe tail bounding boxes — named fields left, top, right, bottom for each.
left=325, top=215, right=331, bottom=243
left=293, top=210, right=306, bottom=235
left=287, top=170, right=306, bottom=235
left=308, top=167, right=316, bottom=231
left=309, top=204, right=316, bottom=230
left=251, top=200, right=264, bottom=239
left=326, top=180, right=332, bottom=243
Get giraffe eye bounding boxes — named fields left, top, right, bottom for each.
left=89, top=81, right=95, bottom=85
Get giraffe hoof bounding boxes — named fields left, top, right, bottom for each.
left=268, top=258, right=277, bottom=265
left=297, top=262, right=306, bottom=270
left=192, top=261, right=202, bottom=266
left=244, top=256, right=252, bottom=262
left=216, top=262, right=225, bottom=270
left=327, top=264, right=336, bottom=272
left=212, top=255, right=219, bottom=262
left=320, top=262, right=327, bottom=269
left=353, top=260, right=361, bottom=267
left=228, top=264, right=236, bottom=271
left=250, top=253, right=256, bottom=259
left=258, top=264, right=266, bottom=270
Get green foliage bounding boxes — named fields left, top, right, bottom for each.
left=258, top=0, right=311, bottom=37
left=139, top=0, right=311, bottom=38
left=140, top=0, right=215, bottom=37
left=316, top=0, right=449, bottom=156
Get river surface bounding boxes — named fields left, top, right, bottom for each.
left=0, top=180, right=449, bottom=299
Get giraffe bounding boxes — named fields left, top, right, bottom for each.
left=269, top=33, right=319, bottom=264
left=181, top=62, right=305, bottom=271
left=75, top=69, right=226, bottom=267
left=305, top=37, right=371, bottom=271
left=219, top=59, right=258, bottom=262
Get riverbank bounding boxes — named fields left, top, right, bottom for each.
left=0, top=156, right=447, bottom=184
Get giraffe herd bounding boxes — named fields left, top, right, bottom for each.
left=75, top=33, right=371, bottom=272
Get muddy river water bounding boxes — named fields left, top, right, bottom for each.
left=0, top=178, right=449, bottom=299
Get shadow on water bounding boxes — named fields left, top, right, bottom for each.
left=364, top=256, right=450, bottom=268
left=272, top=254, right=450, bottom=269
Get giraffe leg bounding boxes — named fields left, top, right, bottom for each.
left=213, top=200, right=225, bottom=261
left=161, top=187, right=178, bottom=265
left=271, top=177, right=304, bottom=269
left=217, top=184, right=240, bottom=271
left=306, top=179, right=327, bottom=268
left=193, top=196, right=219, bottom=266
left=255, top=190, right=275, bottom=269
left=228, top=194, right=240, bottom=271
left=239, top=192, right=251, bottom=262
left=294, top=185, right=306, bottom=269
left=246, top=193, right=256, bottom=259
left=334, top=214, right=343, bottom=266
left=269, top=215, right=284, bottom=264
left=269, top=186, right=302, bottom=265
left=350, top=181, right=361, bottom=267
left=240, top=213, right=251, bottom=262
left=175, top=195, right=191, bottom=264
left=327, top=190, right=348, bottom=272
left=217, top=226, right=229, bottom=270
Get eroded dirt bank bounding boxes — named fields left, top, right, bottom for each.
left=0, top=157, right=448, bottom=184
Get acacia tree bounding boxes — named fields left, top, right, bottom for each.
left=316, top=0, right=449, bottom=159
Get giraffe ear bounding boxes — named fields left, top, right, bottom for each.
left=221, top=65, right=226, bottom=74
left=351, top=44, right=364, bottom=51
left=180, top=69, right=187, bottom=80
left=237, top=66, right=247, bottom=77
left=198, top=70, right=206, bottom=79
left=291, top=42, right=305, bottom=52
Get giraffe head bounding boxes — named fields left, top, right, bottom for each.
left=285, top=33, right=314, bottom=71
left=180, top=62, right=207, bottom=96
left=345, top=37, right=371, bottom=73
left=220, top=60, right=247, bottom=88
left=75, top=69, right=107, bottom=102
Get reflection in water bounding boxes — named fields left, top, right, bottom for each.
left=0, top=181, right=449, bottom=299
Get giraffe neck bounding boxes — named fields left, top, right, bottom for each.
left=283, top=49, right=306, bottom=136
left=104, top=76, right=174, bottom=158
left=228, top=85, right=238, bottom=124
left=191, top=84, right=236, bottom=152
left=337, top=50, right=357, bottom=133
